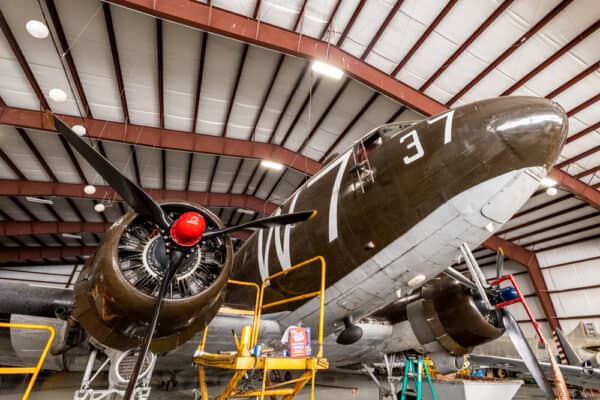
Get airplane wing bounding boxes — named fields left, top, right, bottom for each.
left=469, top=354, right=600, bottom=389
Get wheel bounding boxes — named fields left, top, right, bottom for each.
left=495, top=368, right=507, bottom=379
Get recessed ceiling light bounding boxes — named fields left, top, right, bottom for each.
left=540, top=177, right=557, bottom=187
left=94, top=203, right=105, bottom=213
left=83, top=185, right=96, bottom=195
left=26, top=20, right=49, bottom=39
left=49, top=88, right=67, bottom=102
left=546, top=187, right=558, bottom=196
left=237, top=208, right=255, bottom=215
left=311, top=60, right=344, bottom=80
left=62, top=233, right=82, bottom=240
left=25, top=196, right=53, bottom=205
left=260, top=160, right=284, bottom=171
left=72, top=124, right=86, bottom=136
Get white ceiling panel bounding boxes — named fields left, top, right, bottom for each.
left=281, top=76, right=346, bottom=151
left=1, top=0, right=79, bottom=115
left=500, top=196, right=585, bottom=231
left=103, top=141, right=136, bottom=183
left=254, top=56, right=306, bottom=143
left=211, top=156, right=240, bottom=193
left=188, top=153, right=216, bottom=192
left=517, top=214, right=600, bottom=248
left=110, top=4, right=159, bottom=126
left=15, top=197, right=56, bottom=221
left=0, top=30, right=39, bottom=110
left=230, top=159, right=259, bottom=194
left=0, top=125, right=50, bottom=181
left=299, top=0, right=338, bottom=38
left=530, top=226, right=600, bottom=252
left=26, top=130, right=81, bottom=183
left=538, top=238, right=600, bottom=268
left=163, top=21, right=203, bottom=132
left=397, top=0, right=498, bottom=89
left=195, top=34, right=244, bottom=135
left=226, top=46, right=280, bottom=140
left=55, top=0, right=124, bottom=121
left=258, top=0, right=305, bottom=31
left=254, top=168, right=285, bottom=200
left=0, top=155, right=18, bottom=179
left=165, top=149, right=190, bottom=191
left=0, top=197, right=30, bottom=221
left=302, top=81, right=373, bottom=160
left=212, top=0, right=258, bottom=17
left=271, top=169, right=305, bottom=204
left=328, top=95, right=400, bottom=155
left=506, top=295, right=544, bottom=321
left=72, top=143, right=107, bottom=186
left=71, top=198, right=103, bottom=223
left=135, top=145, right=162, bottom=189
left=52, top=197, right=82, bottom=222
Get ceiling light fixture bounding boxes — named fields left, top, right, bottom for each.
left=62, top=233, right=82, bottom=240
left=72, top=124, right=87, bottom=137
left=26, top=20, right=49, bottom=39
left=84, top=185, right=96, bottom=195
left=311, top=60, right=344, bottom=80
left=546, top=187, right=558, bottom=196
left=540, top=177, right=557, bottom=187
left=260, top=160, right=284, bottom=171
left=237, top=208, right=255, bottom=215
left=49, top=88, right=67, bottom=102
left=94, top=203, right=105, bottom=213
left=26, top=196, right=54, bottom=205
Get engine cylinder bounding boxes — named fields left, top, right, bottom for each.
left=74, top=202, right=232, bottom=352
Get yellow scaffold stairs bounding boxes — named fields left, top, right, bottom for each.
left=193, top=256, right=329, bottom=400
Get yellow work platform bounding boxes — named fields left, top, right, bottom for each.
left=193, top=256, right=328, bottom=400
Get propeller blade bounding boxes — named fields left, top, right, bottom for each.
left=203, top=210, right=317, bottom=239
left=496, top=248, right=505, bottom=280
left=501, top=308, right=554, bottom=399
left=50, top=114, right=170, bottom=230
left=123, top=249, right=186, bottom=399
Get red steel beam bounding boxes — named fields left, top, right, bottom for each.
left=566, top=92, right=600, bottom=117
left=0, top=10, right=50, bottom=110
left=502, top=19, right=600, bottom=96
left=109, top=0, right=446, bottom=117
left=0, top=221, right=251, bottom=241
left=0, top=221, right=110, bottom=236
left=420, top=0, right=513, bottom=92
left=446, top=0, right=573, bottom=106
left=0, top=246, right=97, bottom=263
left=45, top=0, right=92, bottom=118
left=548, top=168, right=600, bottom=209
left=546, top=60, right=600, bottom=99
left=391, top=0, right=458, bottom=76
left=566, top=120, right=600, bottom=144
left=0, top=106, right=321, bottom=175
left=0, top=180, right=278, bottom=215
left=361, top=0, right=405, bottom=60
left=484, top=235, right=561, bottom=330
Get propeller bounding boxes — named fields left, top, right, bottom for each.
left=49, top=113, right=316, bottom=399
left=495, top=248, right=504, bottom=283
left=500, top=308, right=554, bottom=399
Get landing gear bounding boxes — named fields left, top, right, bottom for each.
left=160, top=376, right=178, bottom=392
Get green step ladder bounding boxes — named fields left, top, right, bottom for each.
left=399, top=356, right=438, bottom=400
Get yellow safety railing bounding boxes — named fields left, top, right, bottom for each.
left=0, top=322, right=55, bottom=400
left=252, top=255, right=327, bottom=357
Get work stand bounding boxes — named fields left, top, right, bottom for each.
left=193, top=256, right=329, bottom=400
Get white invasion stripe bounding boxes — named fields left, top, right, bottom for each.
left=307, top=151, right=351, bottom=188
left=273, top=208, right=288, bottom=270
left=281, top=190, right=300, bottom=270
left=258, top=229, right=274, bottom=283
left=329, top=152, right=351, bottom=242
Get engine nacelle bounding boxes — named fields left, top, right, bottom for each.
left=377, top=274, right=504, bottom=358
left=74, top=202, right=232, bottom=353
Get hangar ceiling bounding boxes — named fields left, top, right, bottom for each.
left=0, top=0, right=599, bottom=338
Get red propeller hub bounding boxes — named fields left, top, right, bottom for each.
left=170, top=211, right=206, bottom=247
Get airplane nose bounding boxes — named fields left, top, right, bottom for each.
left=486, top=97, right=568, bottom=170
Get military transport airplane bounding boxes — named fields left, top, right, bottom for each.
left=1, top=96, right=581, bottom=398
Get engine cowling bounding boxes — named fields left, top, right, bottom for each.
left=74, top=202, right=232, bottom=353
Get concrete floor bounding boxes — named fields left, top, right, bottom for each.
left=0, top=371, right=549, bottom=399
